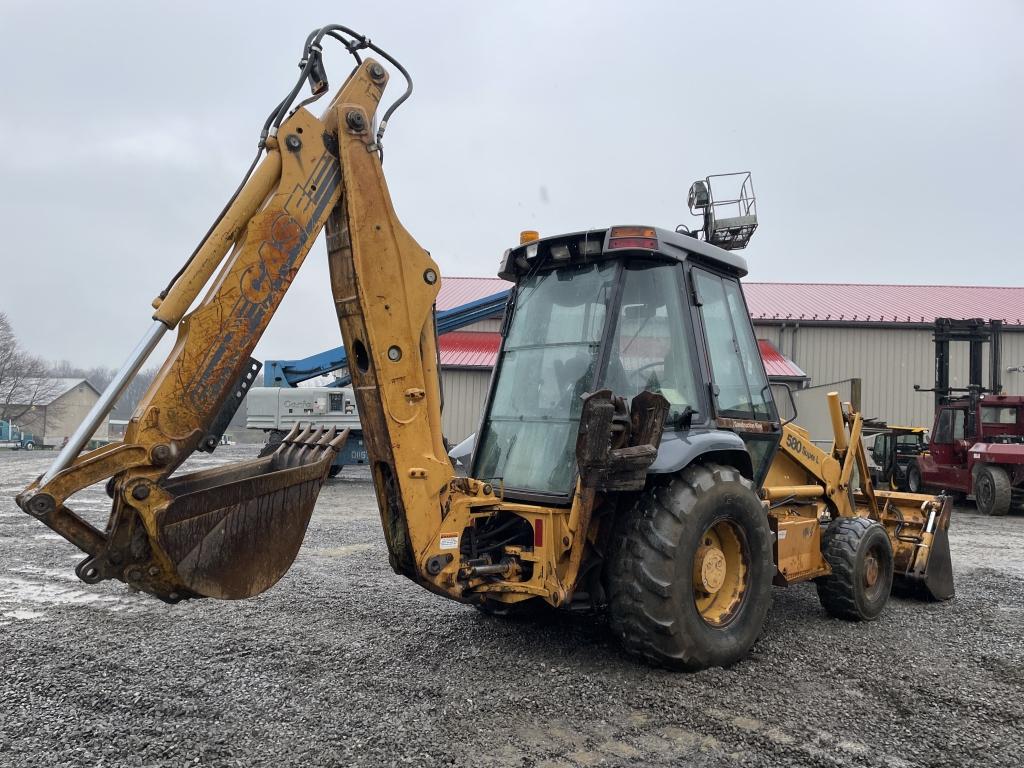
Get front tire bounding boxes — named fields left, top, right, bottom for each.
left=608, top=463, right=774, bottom=671
left=907, top=462, right=923, bottom=494
left=816, top=517, right=893, bottom=621
left=975, top=465, right=1011, bottom=516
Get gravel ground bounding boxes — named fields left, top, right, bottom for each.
left=1, top=446, right=1022, bottom=768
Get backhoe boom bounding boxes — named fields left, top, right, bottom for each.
left=17, top=36, right=657, bottom=609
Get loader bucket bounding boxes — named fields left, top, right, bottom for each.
left=873, top=491, right=955, bottom=602
left=910, top=524, right=954, bottom=601
left=155, top=425, right=348, bottom=600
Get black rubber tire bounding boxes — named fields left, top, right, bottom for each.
left=975, top=465, right=1012, bottom=516
left=607, top=463, right=774, bottom=671
left=816, top=517, right=893, bottom=621
left=1010, top=489, right=1024, bottom=513
left=24, top=441, right=34, bottom=451
left=906, top=462, right=923, bottom=494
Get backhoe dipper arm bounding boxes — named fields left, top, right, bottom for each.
left=15, top=41, right=456, bottom=601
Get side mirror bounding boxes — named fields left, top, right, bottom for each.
left=769, top=383, right=798, bottom=426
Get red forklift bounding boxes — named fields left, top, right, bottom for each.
left=910, top=318, right=1024, bottom=515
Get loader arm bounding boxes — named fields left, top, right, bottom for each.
left=763, top=392, right=954, bottom=600
left=17, top=28, right=664, bottom=606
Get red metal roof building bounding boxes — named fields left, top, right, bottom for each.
left=436, top=277, right=509, bottom=311
left=438, top=331, right=502, bottom=368
left=744, top=283, right=1024, bottom=327
left=757, top=339, right=807, bottom=381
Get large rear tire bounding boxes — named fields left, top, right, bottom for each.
left=608, top=463, right=774, bottom=671
left=975, top=465, right=1012, bottom=516
left=816, top=517, right=893, bottom=621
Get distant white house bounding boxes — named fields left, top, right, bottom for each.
left=6, top=378, right=108, bottom=448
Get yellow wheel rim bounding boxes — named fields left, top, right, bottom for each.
left=693, top=519, right=748, bottom=627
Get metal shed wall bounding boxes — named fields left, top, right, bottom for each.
left=755, top=323, right=1024, bottom=427
left=440, top=368, right=492, bottom=443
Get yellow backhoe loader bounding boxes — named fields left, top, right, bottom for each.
left=16, top=25, right=953, bottom=670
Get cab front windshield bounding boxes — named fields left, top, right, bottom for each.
left=474, top=260, right=699, bottom=496
left=474, top=262, right=614, bottom=495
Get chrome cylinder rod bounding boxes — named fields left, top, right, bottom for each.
left=41, top=321, right=168, bottom=484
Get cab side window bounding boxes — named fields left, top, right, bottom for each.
left=692, top=268, right=774, bottom=420
left=871, top=434, right=889, bottom=464
left=952, top=409, right=966, bottom=441
left=934, top=409, right=953, bottom=443
left=935, top=409, right=966, bottom=443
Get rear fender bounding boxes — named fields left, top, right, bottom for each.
left=648, top=429, right=753, bottom=481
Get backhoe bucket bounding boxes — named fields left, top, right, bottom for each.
left=873, top=491, right=955, bottom=602
left=155, top=425, right=348, bottom=600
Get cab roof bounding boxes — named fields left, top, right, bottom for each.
left=499, top=225, right=749, bottom=282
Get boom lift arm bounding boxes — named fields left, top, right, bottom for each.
left=17, top=26, right=664, bottom=606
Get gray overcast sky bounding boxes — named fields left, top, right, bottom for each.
left=1, top=0, right=1022, bottom=369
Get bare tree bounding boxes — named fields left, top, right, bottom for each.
left=46, top=354, right=157, bottom=419
left=0, top=313, right=62, bottom=423
left=51, top=359, right=116, bottom=392
left=114, top=367, right=158, bottom=419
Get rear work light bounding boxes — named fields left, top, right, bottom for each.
left=608, top=226, right=658, bottom=250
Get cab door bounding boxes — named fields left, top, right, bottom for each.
left=921, top=406, right=970, bottom=491
left=870, top=433, right=893, bottom=484
left=690, top=267, right=780, bottom=486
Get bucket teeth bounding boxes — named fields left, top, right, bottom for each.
left=270, top=424, right=349, bottom=469
left=329, top=428, right=350, bottom=451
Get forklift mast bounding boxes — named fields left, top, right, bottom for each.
left=917, top=317, right=1002, bottom=438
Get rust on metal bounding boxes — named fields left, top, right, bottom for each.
left=157, top=426, right=349, bottom=599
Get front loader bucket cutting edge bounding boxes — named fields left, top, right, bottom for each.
left=912, top=525, right=954, bottom=601
left=883, top=493, right=955, bottom=602
left=156, top=425, right=348, bottom=600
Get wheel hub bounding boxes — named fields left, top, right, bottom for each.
left=694, top=545, right=727, bottom=594
left=692, top=520, right=749, bottom=628
left=864, top=554, right=879, bottom=588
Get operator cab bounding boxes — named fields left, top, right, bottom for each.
left=475, top=204, right=778, bottom=503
